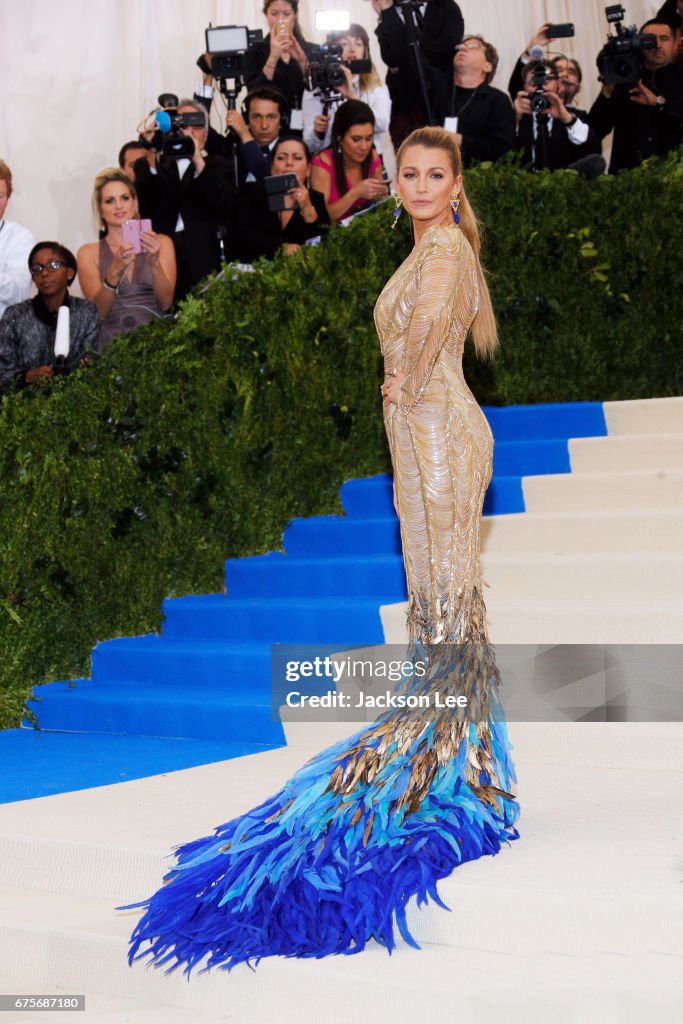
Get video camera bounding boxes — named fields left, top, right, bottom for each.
left=306, top=42, right=371, bottom=105
left=527, top=61, right=558, bottom=114
left=154, top=94, right=206, bottom=159
left=203, top=24, right=262, bottom=89
left=597, top=5, right=657, bottom=87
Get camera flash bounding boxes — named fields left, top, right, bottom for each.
left=315, top=11, right=351, bottom=33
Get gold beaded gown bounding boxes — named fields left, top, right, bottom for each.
left=126, top=221, right=519, bottom=972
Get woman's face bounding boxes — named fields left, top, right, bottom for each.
left=397, top=145, right=461, bottom=227
left=340, top=34, right=366, bottom=62
left=30, top=248, right=73, bottom=299
left=340, top=122, right=374, bottom=166
left=272, top=140, right=309, bottom=185
left=99, top=180, right=137, bottom=228
left=265, top=1, right=295, bottom=32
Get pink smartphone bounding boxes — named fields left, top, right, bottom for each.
left=122, top=218, right=152, bottom=254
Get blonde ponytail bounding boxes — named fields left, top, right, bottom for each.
left=395, top=128, right=498, bottom=359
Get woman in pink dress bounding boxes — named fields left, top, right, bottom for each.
left=310, top=99, right=388, bottom=221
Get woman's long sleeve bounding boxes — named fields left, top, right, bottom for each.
left=398, top=231, right=475, bottom=414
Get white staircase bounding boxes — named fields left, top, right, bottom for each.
left=0, top=398, right=681, bottom=1023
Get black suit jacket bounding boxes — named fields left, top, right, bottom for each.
left=515, top=109, right=602, bottom=170
left=229, top=185, right=329, bottom=263
left=375, top=0, right=464, bottom=118
left=135, top=155, right=234, bottom=288
left=427, top=72, right=515, bottom=164
left=589, top=64, right=683, bottom=173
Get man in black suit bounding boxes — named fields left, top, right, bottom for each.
left=134, top=99, right=234, bottom=300
left=371, top=0, right=465, bottom=149
left=428, top=35, right=515, bottom=166
left=513, top=60, right=602, bottom=172
left=589, top=17, right=683, bottom=174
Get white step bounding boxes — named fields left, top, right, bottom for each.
left=481, top=508, right=683, bottom=555
left=481, top=552, right=682, bottom=603
left=604, top=396, right=683, bottom=435
left=522, top=468, right=683, bottom=512
left=569, top=432, right=683, bottom=472
left=380, top=596, right=683, bottom=645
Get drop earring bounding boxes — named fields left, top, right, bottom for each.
left=451, top=195, right=460, bottom=225
left=391, top=193, right=403, bottom=230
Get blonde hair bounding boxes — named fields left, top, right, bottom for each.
left=0, top=159, right=12, bottom=197
left=396, top=127, right=498, bottom=359
left=92, top=167, right=138, bottom=232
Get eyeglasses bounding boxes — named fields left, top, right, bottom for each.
left=456, top=42, right=483, bottom=51
left=30, top=259, right=65, bottom=276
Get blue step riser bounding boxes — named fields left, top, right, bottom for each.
left=284, top=518, right=401, bottom=556
left=27, top=694, right=281, bottom=744
left=225, top=556, right=408, bottom=599
left=482, top=402, right=607, bottom=441
left=161, top=600, right=385, bottom=644
left=340, top=477, right=529, bottom=521
left=91, top=648, right=273, bottom=690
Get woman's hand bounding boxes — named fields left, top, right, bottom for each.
left=110, top=244, right=135, bottom=282
left=313, top=113, right=330, bottom=139
left=355, top=178, right=389, bottom=201
left=336, top=64, right=356, bottom=101
left=140, top=230, right=162, bottom=265
left=290, top=34, right=309, bottom=73
left=268, top=27, right=292, bottom=65
left=286, top=183, right=317, bottom=221
left=381, top=367, right=406, bottom=407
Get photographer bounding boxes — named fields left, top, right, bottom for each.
left=589, top=17, right=683, bottom=173
left=229, top=136, right=328, bottom=263
left=514, top=60, right=602, bottom=172
left=0, top=242, right=98, bottom=397
left=302, top=25, right=390, bottom=157
left=134, top=99, right=234, bottom=300
left=310, top=100, right=388, bottom=222
left=508, top=24, right=581, bottom=106
left=244, top=0, right=310, bottom=112
left=118, top=140, right=157, bottom=182
left=224, top=88, right=289, bottom=184
left=427, top=35, right=515, bottom=167
left=371, top=0, right=465, bottom=148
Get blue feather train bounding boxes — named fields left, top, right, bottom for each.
left=126, top=648, right=519, bottom=972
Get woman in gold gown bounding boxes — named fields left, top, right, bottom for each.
left=127, top=128, right=519, bottom=972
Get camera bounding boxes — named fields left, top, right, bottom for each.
left=154, top=94, right=206, bottom=159
left=597, top=4, right=657, bottom=87
left=306, top=42, right=371, bottom=103
left=527, top=61, right=556, bottom=114
left=204, top=25, right=262, bottom=82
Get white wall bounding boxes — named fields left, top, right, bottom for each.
left=1, top=0, right=656, bottom=251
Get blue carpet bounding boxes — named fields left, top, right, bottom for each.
left=5, top=401, right=609, bottom=803
left=0, top=730, right=272, bottom=804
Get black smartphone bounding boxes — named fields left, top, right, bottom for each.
left=547, top=23, right=575, bottom=39
left=264, top=172, right=298, bottom=212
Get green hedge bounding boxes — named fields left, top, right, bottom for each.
left=1, top=154, right=681, bottom=726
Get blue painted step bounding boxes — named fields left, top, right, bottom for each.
left=482, top=402, right=607, bottom=441
left=161, top=595, right=385, bottom=644
left=225, top=552, right=408, bottom=599
left=337, top=475, right=525, bottom=522
left=26, top=681, right=282, bottom=744
left=91, top=636, right=272, bottom=690
left=0, top=730, right=272, bottom=804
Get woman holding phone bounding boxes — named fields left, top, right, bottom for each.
left=77, top=169, right=176, bottom=353
left=310, top=100, right=388, bottom=222
left=244, top=0, right=310, bottom=112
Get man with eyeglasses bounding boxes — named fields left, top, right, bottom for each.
left=0, top=242, right=99, bottom=397
left=0, top=161, right=34, bottom=319
left=427, top=35, right=515, bottom=166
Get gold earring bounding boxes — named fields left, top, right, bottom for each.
left=451, top=195, right=460, bottom=224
